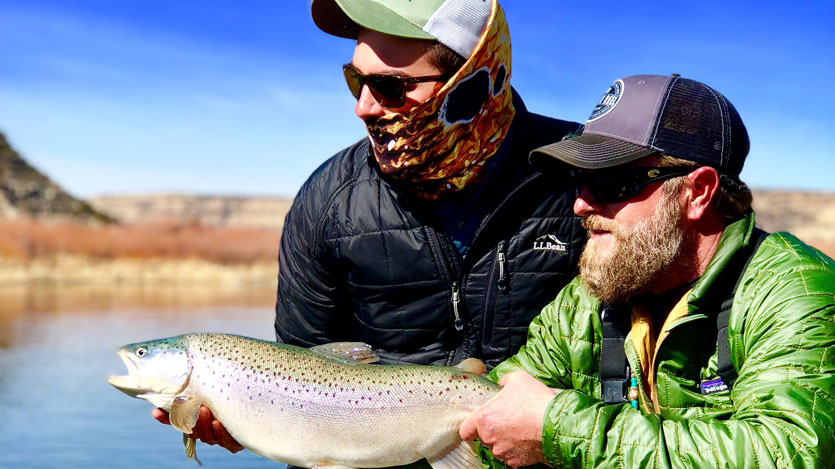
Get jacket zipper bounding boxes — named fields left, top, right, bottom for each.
left=497, top=241, right=508, bottom=291
left=451, top=282, right=463, bottom=331
left=459, top=172, right=542, bottom=276
left=624, top=340, right=654, bottom=414
left=452, top=172, right=543, bottom=330
left=432, top=154, right=547, bottom=350
left=425, top=226, right=466, bottom=335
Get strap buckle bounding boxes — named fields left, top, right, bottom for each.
left=601, top=377, right=629, bottom=404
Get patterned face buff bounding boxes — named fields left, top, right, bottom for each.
left=365, top=0, right=515, bottom=200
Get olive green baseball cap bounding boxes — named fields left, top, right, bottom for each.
left=311, top=0, right=493, bottom=57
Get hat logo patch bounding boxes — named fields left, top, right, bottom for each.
left=587, top=79, right=623, bottom=122
left=533, top=234, right=568, bottom=253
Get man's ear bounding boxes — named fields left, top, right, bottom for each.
left=682, top=166, right=720, bottom=221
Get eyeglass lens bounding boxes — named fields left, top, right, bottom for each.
left=343, top=65, right=407, bottom=108
left=576, top=167, right=694, bottom=204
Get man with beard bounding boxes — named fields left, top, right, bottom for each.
left=155, top=0, right=585, bottom=454
left=460, top=74, right=835, bottom=467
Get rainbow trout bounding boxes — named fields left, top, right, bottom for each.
left=108, top=333, right=498, bottom=468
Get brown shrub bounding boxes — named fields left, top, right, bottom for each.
left=0, top=218, right=280, bottom=264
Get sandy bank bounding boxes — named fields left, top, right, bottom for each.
left=0, top=254, right=277, bottom=285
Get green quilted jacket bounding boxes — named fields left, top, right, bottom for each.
left=488, top=213, right=835, bottom=468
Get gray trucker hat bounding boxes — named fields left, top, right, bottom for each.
left=532, top=74, right=750, bottom=176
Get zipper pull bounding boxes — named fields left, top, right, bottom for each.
left=451, top=282, right=463, bottom=331
left=497, top=241, right=508, bottom=291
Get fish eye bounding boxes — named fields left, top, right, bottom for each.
left=136, top=347, right=147, bottom=358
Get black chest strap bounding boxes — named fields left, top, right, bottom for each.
left=599, top=227, right=768, bottom=404
left=599, top=302, right=632, bottom=404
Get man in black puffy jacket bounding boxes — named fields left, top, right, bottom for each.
left=276, top=0, right=584, bottom=368
left=158, top=0, right=585, bottom=453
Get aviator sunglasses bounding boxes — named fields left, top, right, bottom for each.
left=342, top=63, right=447, bottom=109
left=572, top=166, right=696, bottom=204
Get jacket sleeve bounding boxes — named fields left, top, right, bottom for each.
left=274, top=178, right=349, bottom=347
left=537, top=257, right=835, bottom=468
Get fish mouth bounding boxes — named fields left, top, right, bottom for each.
left=107, top=349, right=143, bottom=398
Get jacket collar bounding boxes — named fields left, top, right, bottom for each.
left=688, top=212, right=758, bottom=317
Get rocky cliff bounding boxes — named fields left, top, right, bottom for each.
left=0, top=132, right=112, bottom=222
left=89, top=194, right=292, bottom=231
left=89, top=189, right=835, bottom=246
left=3, top=123, right=831, bottom=248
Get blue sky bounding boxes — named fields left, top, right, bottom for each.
left=1, top=0, right=833, bottom=198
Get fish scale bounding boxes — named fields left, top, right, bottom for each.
left=108, top=333, right=498, bottom=468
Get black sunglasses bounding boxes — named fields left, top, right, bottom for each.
left=342, top=63, right=447, bottom=109
left=572, top=166, right=696, bottom=204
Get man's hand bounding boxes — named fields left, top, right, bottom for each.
left=459, top=371, right=559, bottom=468
left=152, top=406, right=244, bottom=454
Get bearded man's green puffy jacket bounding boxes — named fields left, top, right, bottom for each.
left=488, top=213, right=835, bottom=468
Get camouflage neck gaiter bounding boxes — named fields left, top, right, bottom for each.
left=366, top=1, right=515, bottom=200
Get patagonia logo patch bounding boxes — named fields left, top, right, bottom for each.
left=700, top=378, right=729, bottom=395
left=533, top=234, right=568, bottom=253
left=587, top=79, right=623, bottom=122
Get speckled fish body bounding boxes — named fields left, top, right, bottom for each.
left=108, top=333, right=498, bottom=468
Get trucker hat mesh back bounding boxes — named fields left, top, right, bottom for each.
left=651, top=78, right=749, bottom=177
left=652, top=79, right=725, bottom=168
left=424, top=0, right=493, bottom=57
left=723, top=96, right=749, bottom=177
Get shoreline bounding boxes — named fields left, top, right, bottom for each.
left=0, top=254, right=278, bottom=285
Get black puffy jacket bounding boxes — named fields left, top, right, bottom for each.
left=275, top=96, right=585, bottom=369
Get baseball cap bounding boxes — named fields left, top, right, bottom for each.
left=310, top=0, right=493, bottom=58
left=531, top=74, right=750, bottom=177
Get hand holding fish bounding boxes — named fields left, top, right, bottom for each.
left=152, top=406, right=244, bottom=453
left=459, top=370, right=559, bottom=468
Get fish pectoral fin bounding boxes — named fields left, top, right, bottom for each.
left=182, top=433, right=202, bottom=466
left=455, top=358, right=486, bottom=376
left=310, top=342, right=379, bottom=364
left=427, top=440, right=482, bottom=469
left=169, top=394, right=203, bottom=434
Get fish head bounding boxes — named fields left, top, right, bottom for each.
left=108, top=336, right=192, bottom=410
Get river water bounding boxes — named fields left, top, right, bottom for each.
left=0, top=283, right=287, bottom=468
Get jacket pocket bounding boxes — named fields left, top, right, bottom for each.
left=481, top=240, right=509, bottom=346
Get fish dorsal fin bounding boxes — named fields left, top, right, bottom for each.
left=455, top=358, right=486, bottom=376
left=310, top=342, right=379, bottom=364
left=427, top=439, right=482, bottom=469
